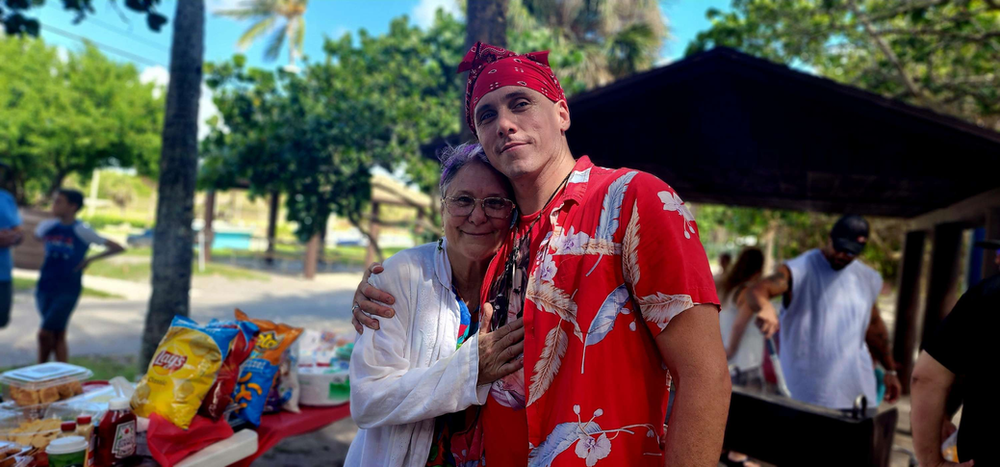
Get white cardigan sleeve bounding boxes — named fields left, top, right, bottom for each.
left=349, top=257, right=491, bottom=430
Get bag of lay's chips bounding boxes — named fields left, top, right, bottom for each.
left=231, top=309, right=302, bottom=426
left=199, top=319, right=260, bottom=421
left=132, top=316, right=240, bottom=429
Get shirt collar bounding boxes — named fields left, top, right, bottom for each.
left=562, top=156, right=595, bottom=207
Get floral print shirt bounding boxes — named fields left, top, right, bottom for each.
left=480, top=157, right=719, bottom=466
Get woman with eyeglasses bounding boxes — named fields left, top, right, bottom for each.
left=345, top=143, right=526, bottom=467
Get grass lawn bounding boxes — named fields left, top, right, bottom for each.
left=212, top=244, right=407, bottom=267
left=12, top=277, right=124, bottom=299
left=84, top=259, right=269, bottom=283
left=90, top=244, right=407, bottom=283
left=0, top=354, right=138, bottom=387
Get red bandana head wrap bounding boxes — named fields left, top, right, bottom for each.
left=458, top=41, right=567, bottom=136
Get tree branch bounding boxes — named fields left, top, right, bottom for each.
left=876, top=28, right=1000, bottom=43
left=847, top=0, right=931, bottom=109
left=346, top=213, right=384, bottom=262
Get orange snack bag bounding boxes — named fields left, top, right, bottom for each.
left=230, top=309, right=302, bottom=425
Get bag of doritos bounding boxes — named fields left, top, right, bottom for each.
left=231, top=309, right=302, bottom=426
left=132, top=316, right=240, bottom=429
left=198, top=319, right=259, bottom=421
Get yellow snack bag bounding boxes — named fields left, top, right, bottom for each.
left=131, top=316, right=239, bottom=429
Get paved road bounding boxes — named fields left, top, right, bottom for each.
left=2, top=268, right=362, bottom=366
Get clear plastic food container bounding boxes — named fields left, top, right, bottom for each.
left=1, top=440, right=37, bottom=467
left=0, top=363, right=92, bottom=407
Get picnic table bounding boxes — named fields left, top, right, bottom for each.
left=139, top=404, right=352, bottom=467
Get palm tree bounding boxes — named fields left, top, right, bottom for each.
left=141, top=0, right=204, bottom=370
left=215, top=0, right=308, bottom=68
left=509, top=0, right=665, bottom=89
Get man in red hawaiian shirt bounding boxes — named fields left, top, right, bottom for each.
left=354, top=42, right=730, bottom=466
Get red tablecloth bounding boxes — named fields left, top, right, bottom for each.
left=230, top=404, right=352, bottom=467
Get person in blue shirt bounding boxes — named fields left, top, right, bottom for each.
left=0, top=164, right=24, bottom=329
left=34, top=189, right=125, bottom=363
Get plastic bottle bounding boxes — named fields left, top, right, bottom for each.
left=94, top=397, right=137, bottom=466
left=77, top=415, right=94, bottom=465
left=59, top=421, right=78, bottom=438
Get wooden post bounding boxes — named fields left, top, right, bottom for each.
left=266, top=191, right=279, bottom=264
left=920, top=224, right=963, bottom=351
left=203, top=190, right=216, bottom=263
left=982, top=207, right=1000, bottom=279
left=364, top=202, right=381, bottom=267
left=415, top=208, right=425, bottom=239
left=304, top=232, right=320, bottom=279
left=893, top=230, right=927, bottom=395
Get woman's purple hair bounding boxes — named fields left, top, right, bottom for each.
left=438, top=143, right=510, bottom=196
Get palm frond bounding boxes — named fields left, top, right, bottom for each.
left=292, top=15, right=305, bottom=58
left=237, top=16, right=277, bottom=51
left=264, top=24, right=287, bottom=61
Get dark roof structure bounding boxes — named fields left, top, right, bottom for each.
left=426, top=47, right=1000, bottom=218
left=566, top=47, right=1000, bottom=218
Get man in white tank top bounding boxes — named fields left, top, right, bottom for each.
left=743, top=215, right=901, bottom=410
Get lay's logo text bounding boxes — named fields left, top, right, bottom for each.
left=152, top=351, right=188, bottom=373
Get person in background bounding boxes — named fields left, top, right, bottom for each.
left=718, top=247, right=764, bottom=467
left=0, top=162, right=23, bottom=329
left=34, top=189, right=124, bottom=362
left=744, top=214, right=901, bottom=410
left=719, top=247, right=766, bottom=385
left=715, top=251, right=733, bottom=290
left=910, top=239, right=1000, bottom=467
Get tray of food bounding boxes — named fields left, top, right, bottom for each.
left=0, top=363, right=91, bottom=407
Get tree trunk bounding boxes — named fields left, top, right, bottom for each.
left=203, top=190, right=216, bottom=263
left=461, top=0, right=509, bottom=142
left=762, top=218, right=779, bottom=275
left=47, top=171, right=68, bottom=198
left=266, top=191, right=279, bottom=264
left=364, top=202, right=382, bottom=266
left=304, top=232, right=320, bottom=279
left=318, top=224, right=327, bottom=264
left=140, top=0, right=204, bottom=371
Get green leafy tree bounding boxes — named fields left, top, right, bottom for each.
left=214, top=0, right=309, bottom=67
left=687, top=0, right=1000, bottom=129
left=202, top=12, right=465, bottom=259
left=507, top=0, right=667, bottom=92
left=0, top=38, right=163, bottom=204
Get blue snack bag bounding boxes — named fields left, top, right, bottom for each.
left=231, top=309, right=302, bottom=426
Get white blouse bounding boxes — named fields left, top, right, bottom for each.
left=345, top=239, right=491, bottom=467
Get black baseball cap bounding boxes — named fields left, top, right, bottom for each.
left=830, top=215, right=870, bottom=255
left=975, top=239, right=1000, bottom=250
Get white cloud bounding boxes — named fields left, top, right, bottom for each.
left=412, top=0, right=462, bottom=29
left=139, top=65, right=222, bottom=141
left=207, top=0, right=244, bottom=13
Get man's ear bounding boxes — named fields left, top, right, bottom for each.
left=556, top=99, right=571, bottom=132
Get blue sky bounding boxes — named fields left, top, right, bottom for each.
left=34, top=0, right=730, bottom=71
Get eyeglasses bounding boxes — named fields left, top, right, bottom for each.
left=442, top=195, right=515, bottom=219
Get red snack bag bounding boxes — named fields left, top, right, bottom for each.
left=198, top=319, right=260, bottom=420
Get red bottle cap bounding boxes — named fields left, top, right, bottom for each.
left=77, top=415, right=92, bottom=425
left=61, top=421, right=77, bottom=432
